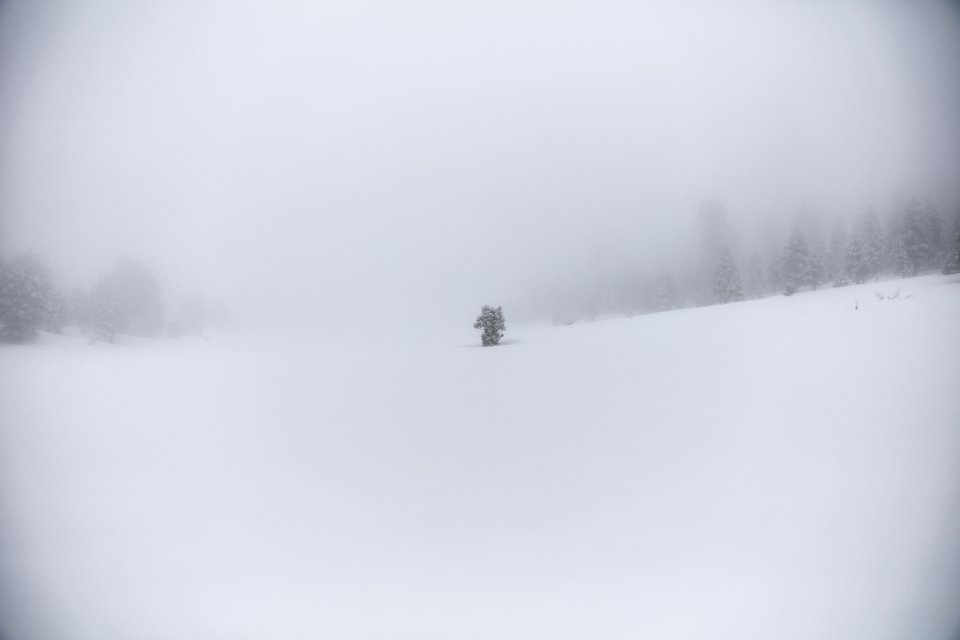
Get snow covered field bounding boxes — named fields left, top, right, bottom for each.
left=1, top=274, right=959, bottom=640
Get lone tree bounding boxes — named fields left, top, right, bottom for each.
left=474, top=305, right=505, bottom=346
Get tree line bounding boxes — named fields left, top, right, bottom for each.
left=711, top=197, right=959, bottom=303
left=0, top=256, right=224, bottom=344
left=548, top=196, right=960, bottom=324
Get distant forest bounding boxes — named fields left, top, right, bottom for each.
left=544, top=197, right=960, bottom=325
left=0, top=255, right=228, bottom=344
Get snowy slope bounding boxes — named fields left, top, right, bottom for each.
left=1, top=274, right=959, bottom=640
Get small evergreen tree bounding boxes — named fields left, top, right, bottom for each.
left=712, top=246, right=743, bottom=303
left=474, top=305, right=505, bottom=346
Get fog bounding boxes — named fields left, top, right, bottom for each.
left=1, top=0, right=959, bottom=330
left=3, top=4, right=960, bottom=640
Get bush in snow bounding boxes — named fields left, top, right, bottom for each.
left=474, top=305, right=505, bottom=346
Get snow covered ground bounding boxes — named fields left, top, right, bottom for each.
left=1, top=274, right=959, bottom=640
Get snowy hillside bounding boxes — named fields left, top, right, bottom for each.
left=1, top=274, right=959, bottom=640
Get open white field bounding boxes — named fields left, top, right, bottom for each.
left=1, top=274, right=959, bottom=640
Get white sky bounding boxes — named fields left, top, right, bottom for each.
left=1, top=0, right=958, bottom=328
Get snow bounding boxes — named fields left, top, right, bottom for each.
left=1, top=274, right=959, bottom=640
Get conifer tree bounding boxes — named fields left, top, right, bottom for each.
left=897, top=198, right=928, bottom=276
left=0, top=252, right=54, bottom=342
left=844, top=236, right=869, bottom=284
left=859, top=207, right=885, bottom=279
left=893, top=236, right=913, bottom=277
left=473, top=305, right=505, bottom=346
left=943, top=228, right=960, bottom=275
left=712, top=245, right=743, bottom=303
left=782, top=226, right=811, bottom=295
left=921, top=199, right=946, bottom=269
left=806, top=248, right=826, bottom=290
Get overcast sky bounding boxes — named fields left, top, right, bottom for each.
left=1, top=0, right=959, bottom=329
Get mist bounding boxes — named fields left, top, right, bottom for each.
left=2, top=3, right=960, bottom=640
left=2, top=0, right=958, bottom=330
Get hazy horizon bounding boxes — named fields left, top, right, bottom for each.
left=1, top=0, right=959, bottom=330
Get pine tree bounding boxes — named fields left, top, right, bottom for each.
left=844, top=236, right=869, bottom=284
left=712, top=246, right=743, bottom=303
left=697, top=200, right=735, bottom=303
left=782, top=226, right=811, bottom=295
left=859, top=207, right=885, bottom=279
left=886, top=199, right=952, bottom=276
left=943, top=228, right=960, bottom=275
left=0, top=252, right=54, bottom=342
left=898, top=199, right=928, bottom=276
left=921, top=199, right=946, bottom=269
left=806, top=248, right=826, bottom=290
left=473, top=305, right=505, bottom=346
left=893, top=236, right=913, bottom=277
left=827, top=217, right=849, bottom=281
